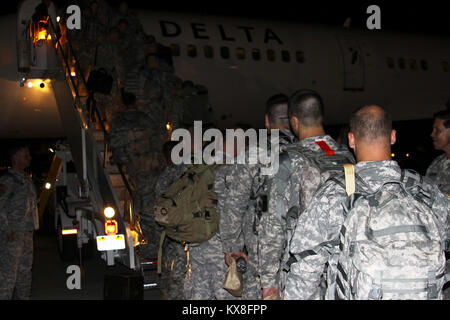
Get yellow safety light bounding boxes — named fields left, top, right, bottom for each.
left=70, top=71, right=76, bottom=77
left=406, top=153, right=410, bottom=157
left=62, top=229, right=78, bottom=235
left=391, top=153, right=395, bottom=157
left=166, top=121, right=172, bottom=132
left=104, top=206, right=115, bottom=219
left=104, top=219, right=118, bottom=236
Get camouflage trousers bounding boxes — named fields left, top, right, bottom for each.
left=133, top=171, right=162, bottom=260
left=0, top=231, right=34, bottom=300
left=159, top=236, right=187, bottom=300
left=242, top=242, right=262, bottom=300
left=184, top=233, right=240, bottom=300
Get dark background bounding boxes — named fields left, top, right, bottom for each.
left=2, top=1, right=450, bottom=36
left=1, top=1, right=448, bottom=175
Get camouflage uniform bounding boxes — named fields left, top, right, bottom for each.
left=184, top=163, right=240, bottom=300
left=78, top=8, right=108, bottom=77
left=258, top=135, right=346, bottom=296
left=219, top=129, right=296, bottom=300
left=284, top=160, right=450, bottom=300
left=93, top=37, right=124, bottom=124
left=108, top=109, right=163, bottom=259
left=0, top=169, right=39, bottom=300
left=426, top=153, right=450, bottom=196
left=154, top=163, right=188, bottom=300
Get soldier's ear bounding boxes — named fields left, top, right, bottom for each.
left=390, top=129, right=397, bottom=145
left=348, top=132, right=356, bottom=150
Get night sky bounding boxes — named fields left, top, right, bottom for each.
left=1, top=1, right=450, bottom=36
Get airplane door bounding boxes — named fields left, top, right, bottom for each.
left=337, top=34, right=365, bottom=91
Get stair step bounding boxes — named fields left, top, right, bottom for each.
left=114, top=186, right=128, bottom=201
left=93, top=130, right=104, bottom=142
left=109, top=173, right=125, bottom=188
left=105, top=162, right=120, bottom=174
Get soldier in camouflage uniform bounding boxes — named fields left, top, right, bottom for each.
left=141, top=53, right=184, bottom=131
left=108, top=98, right=163, bottom=260
left=425, top=108, right=450, bottom=299
left=220, top=95, right=296, bottom=300
left=258, top=90, right=354, bottom=299
left=284, top=105, right=449, bottom=300
left=78, top=0, right=109, bottom=78
left=154, top=141, right=188, bottom=300
left=426, top=109, right=450, bottom=196
left=183, top=137, right=241, bottom=300
left=0, top=145, right=39, bottom=299
left=93, top=26, right=124, bottom=126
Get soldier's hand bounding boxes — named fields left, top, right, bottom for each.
left=224, top=253, right=233, bottom=266
left=225, top=251, right=248, bottom=266
left=262, top=287, right=279, bottom=300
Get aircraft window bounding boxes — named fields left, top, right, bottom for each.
left=187, top=45, right=197, bottom=58
left=236, top=48, right=246, bottom=60
left=267, top=49, right=276, bottom=62
left=398, top=58, right=405, bottom=70
left=220, top=47, right=230, bottom=59
left=170, top=44, right=180, bottom=57
left=442, top=61, right=449, bottom=72
left=204, top=45, right=214, bottom=59
left=386, top=57, right=395, bottom=69
left=296, top=51, right=305, bottom=63
left=420, top=59, right=428, bottom=70
left=252, top=49, right=261, bottom=61
left=281, top=50, right=290, bottom=63
left=409, top=59, right=417, bottom=70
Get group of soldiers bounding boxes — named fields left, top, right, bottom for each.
left=145, top=90, right=449, bottom=300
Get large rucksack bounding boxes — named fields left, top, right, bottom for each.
left=275, top=141, right=355, bottom=244
left=154, top=164, right=222, bottom=244
left=331, top=165, right=448, bottom=300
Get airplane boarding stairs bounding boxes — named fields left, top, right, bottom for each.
left=44, top=19, right=159, bottom=290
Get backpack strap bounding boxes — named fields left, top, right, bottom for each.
left=344, top=164, right=355, bottom=196
left=157, top=230, right=166, bottom=274
left=284, top=238, right=341, bottom=271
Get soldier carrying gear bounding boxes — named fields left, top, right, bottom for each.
left=258, top=90, right=355, bottom=300
left=284, top=105, right=449, bottom=300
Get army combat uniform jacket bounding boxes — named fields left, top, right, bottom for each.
left=426, top=153, right=450, bottom=196
left=284, top=161, right=450, bottom=300
left=258, top=135, right=343, bottom=291
left=0, top=169, right=39, bottom=233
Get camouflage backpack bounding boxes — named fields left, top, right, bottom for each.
left=274, top=141, right=355, bottom=245
left=331, top=166, right=448, bottom=300
left=154, top=164, right=222, bottom=244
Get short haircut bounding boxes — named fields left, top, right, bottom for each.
left=265, top=94, right=289, bottom=126
left=433, top=109, right=450, bottom=129
left=8, top=144, right=29, bottom=160
left=288, top=89, right=324, bottom=127
left=349, top=105, right=392, bottom=141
